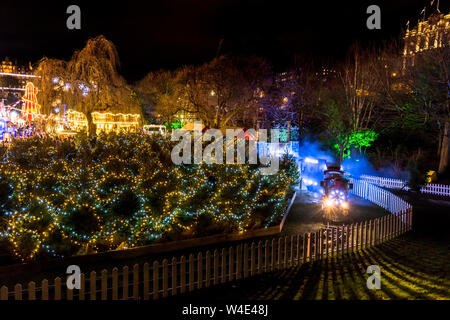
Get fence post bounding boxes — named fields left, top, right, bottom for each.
left=277, top=238, right=281, bottom=269
left=316, top=232, right=321, bottom=259
left=404, top=211, right=407, bottom=232
left=257, top=242, right=262, bottom=274
left=172, top=257, right=178, bottom=295
left=325, top=229, right=329, bottom=258
left=370, top=219, right=377, bottom=246
left=283, top=236, right=288, bottom=267
left=213, top=250, right=219, bottom=285
left=364, top=221, right=368, bottom=249
left=189, top=253, right=195, bottom=290
left=205, top=251, right=211, bottom=287
left=28, top=282, right=36, bottom=300
left=311, top=232, right=316, bottom=261
left=79, top=273, right=85, bottom=301
left=271, top=239, right=275, bottom=270
left=251, top=242, right=256, bottom=276
left=122, top=266, right=129, bottom=300
left=350, top=224, right=355, bottom=252
left=317, top=231, right=321, bottom=259
left=379, top=218, right=382, bottom=243
left=112, top=267, right=119, bottom=300
left=54, top=277, right=62, bottom=300
left=221, top=249, right=226, bottom=283
left=197, top=253, right=203, bottom=290
left=375, top=218, right=379, bottom=245
left=391, top=214, right=395, bottom=239
left=41, top=279, right=48, bottom=300
left=89, top=271, right=96, bottom=301
left=388, top=215, right=393, bottom=240
left=133, top=264, right=139, bottom=300
left=14, top=284, right=22, bottom=300
left=243, top=244, right=249, bottom=278
left=0, top=286, right=8, bottom=300
left=101, top=270, right=108, bottom=300
left=66, top=280, right=73, bottom=301
left=307, top=233, right=311, bottom=262
left=409, top=209, right=413, bottom=231
left=355, top=223, right=359, bottom=250
left=264, top=240, right=269, bottom=272
left=143, top=263, right=149, bottom=300
left=236, top=246, right=242, bottom=280
left=163, top=259, right=169, bottom=298
left=330, top=229, right=335, bottom=256
left=347, top=225, right=351, bottom=252
left=372, top=220, right=376, bottom=246
left=296, top=234, right=301, bottom=265
left=181, top=255, right=186, bottom=294
left=393, top=214, right=396, bottom=237
left=395, top=214, right=399, bottom=236
left=153, top=261, right=159, bottom=300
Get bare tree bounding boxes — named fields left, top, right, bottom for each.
left=339, top=45, right=383, bottom=132
left=135, top=69, right=187, bottom=124
left=403, top=46, right=450, bottom=173
left=181, top=55, right=271, bottom=128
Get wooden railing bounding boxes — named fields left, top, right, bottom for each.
left=0, top=179, right=413, bottom=300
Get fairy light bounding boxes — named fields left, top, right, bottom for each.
left=0, top=133, right=298, bottom=261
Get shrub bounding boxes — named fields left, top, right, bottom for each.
left=0, top=132, right=298, bottom=261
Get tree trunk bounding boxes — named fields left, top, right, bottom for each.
left=85, top=110, right=97, bottom=137
left=438, top=121, right=450, bottom=174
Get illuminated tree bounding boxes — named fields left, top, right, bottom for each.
left=34, top=58, right=67, bottom=115
left=66, top=35, right=142, bottom=136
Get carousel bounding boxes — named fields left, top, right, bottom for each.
left=0, top=82, right=42, bottom=142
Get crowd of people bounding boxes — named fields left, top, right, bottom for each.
left=0, top=123, right=49, bottom=143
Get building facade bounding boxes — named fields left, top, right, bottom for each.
left=403, top=12, right=450, bottom=67
left=65, top=110, right=141, bottom=134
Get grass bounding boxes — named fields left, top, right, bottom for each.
left=172, top=191, right=450, bottom=300
left=173, top=234, right=450, bottom=300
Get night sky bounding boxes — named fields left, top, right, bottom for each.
left=1, top=0, right=448, bottom=81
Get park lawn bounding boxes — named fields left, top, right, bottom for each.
left=173, top=234, right=450, bottom=300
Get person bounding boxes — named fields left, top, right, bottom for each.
left=3, top=131, right=11, bottom=143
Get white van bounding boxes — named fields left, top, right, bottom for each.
left=142, top=125, right=167, bottom=135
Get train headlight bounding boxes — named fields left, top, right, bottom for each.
left=341, top=201, right=349, bottom=209
left=324, top=198, right=334, bottom=207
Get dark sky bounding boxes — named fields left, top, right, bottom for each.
left=0, top=0, right=448, bottom=81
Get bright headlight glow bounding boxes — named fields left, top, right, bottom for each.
left=341, top=201, right=349, bottom=209
left=324, top=198, right=334, bottom=207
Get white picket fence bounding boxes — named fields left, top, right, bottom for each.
left=351, top=178, right=412, bottom=214
left=360, top=175, right=450, bottom=197
left=0, top=178, right=413, bottom=300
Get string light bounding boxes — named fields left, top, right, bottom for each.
left=0, top=133, right=298, bottom=261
